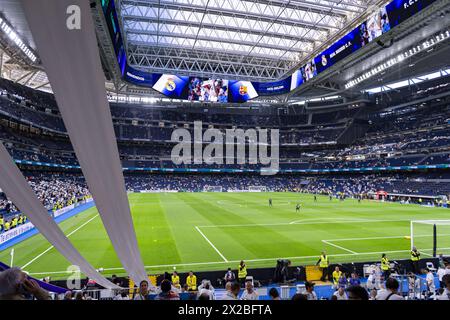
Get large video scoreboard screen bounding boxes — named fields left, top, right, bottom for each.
left=104, top=0, right=438, bottom=102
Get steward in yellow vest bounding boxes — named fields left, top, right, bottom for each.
left=186, top=272, right=197, bottom=291
left=238, top=260, right=247, bottom=286
left=411, top=247, right=421, bottom=274
left=381, top=253, right=390, bottom=278
left=316, top=251, right=329, bottom=281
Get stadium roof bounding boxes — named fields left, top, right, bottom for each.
left=118, top=0, right=381, bottom=81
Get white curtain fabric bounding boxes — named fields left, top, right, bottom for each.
left=0, top=142, right=119, bottom=289
left=20, top=0, right=147, bottom=284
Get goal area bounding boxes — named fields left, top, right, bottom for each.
left=248, top=186, right=267, bottom=192
left=203, top=186, right=223, bottom=192
left=410, top=220, right=450, bottom=256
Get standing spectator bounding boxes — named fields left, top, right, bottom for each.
left=269, top=287, right=280, bottom=300
left=411, top=247, right=421, bottom=274
left=437, top=263, right=447, bottom=289
left=240, top=281, right=259, bottom=300
left=333, top=287, right=348, bottom=300
left=375, top=278, right=404, bottom=300
left=425, top=268, right=436, bottom=299
left=186, top=271, right=197, bottom=292
left=155, top=279, right=180, bottom=300
left=381, top=253, right=390, bottom=279
left=366, top=269, right=379, bottom=290
left=238, top=261, right=247, bottom=287
left=224, top=267, right=236, bottom=284
left=0, top=268, right=50, bottom=300
left=304, top=281, right=317, bottom=300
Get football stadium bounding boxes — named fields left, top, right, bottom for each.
left=0, top=0, right=449, bottom=304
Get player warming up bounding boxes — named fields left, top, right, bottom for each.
left=269, top=198, right=272, bottom=207
left=296, top=203, right=301, bottom=212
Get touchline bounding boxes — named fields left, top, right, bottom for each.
left=171, top=121, right=279, bottom=175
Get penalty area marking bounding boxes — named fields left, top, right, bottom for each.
left=321, top=240, right=357, bottom=254
left=194, top=226, right=228, bottom=262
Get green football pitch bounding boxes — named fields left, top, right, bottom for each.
left=1, top=192, right=450, bottom=280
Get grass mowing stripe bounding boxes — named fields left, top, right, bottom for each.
left=21, top=214, right=99, bottom=269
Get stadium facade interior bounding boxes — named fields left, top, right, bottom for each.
left=0, top=0, right=449, bottom=302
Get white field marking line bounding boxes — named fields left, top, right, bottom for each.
left=21, top=214, right=99, bottom=270
left=194, top=226, right=228, bottom=262
left=321, top=240, right=358, bottom=254
left=28, top=247, right=450, bottom=276
left=324, top=233, right=450, bottom=242
left=289, top=217, right=373, bottom=224
left=198, top=218, right=412, bottom=228
left=216, top=200, right=245, bottom=207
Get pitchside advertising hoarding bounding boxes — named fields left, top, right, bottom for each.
left=104, top=0, right=438, bottom=102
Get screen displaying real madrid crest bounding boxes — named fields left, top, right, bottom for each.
left=152, top=74, right=190, bottom=99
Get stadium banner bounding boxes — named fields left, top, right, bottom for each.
left=0, top=222, right=34, bottom=246
left=102, top=0, right=438, bottom=101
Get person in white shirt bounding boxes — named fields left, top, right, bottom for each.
left=375, top=278, right=404, bottom=300
left=366, top=270, right=380, bottom=290
left=333, top=287, right=348, bottom=300
left=240, top=281, right=259, bottom=300
left=304, top=281, right=318, bottom=300
left=222, top=282, right=240, bottom=300
left=197, top=281, right=215, bottom=300
left=437, top=266, right=447, bottom=289
left=436, top=274, right=450, bottom=300
left=425, top=268, right=436, bottom=299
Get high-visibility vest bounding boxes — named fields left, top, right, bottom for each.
left=332, top=271, right=342, bottom=284
left=172, top=275, right=180, bottom=288
left=18, top=216, right=23, bottom=224
left=4, top=222, right=10, bottom=231
left=319, top=255, right=329, bottom=268
left=186, top=275, right=197, bottom=290
left=12, top=218, right=18, bottom=227
left=411, top=251, right=420, bottom=261
left=381, top=257, right=390, bottom=270
left=0, top=217, right=4, bottom=226
left=238, top=265, right=247, bottom=279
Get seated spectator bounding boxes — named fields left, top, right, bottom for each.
left=349, top=272, right=361, bottom=286
left=171, top=271, right=181, bottom=290
left=134, top=280, right=150, bottom=300
left=269, top=287, right=280, bottom=300
left=291, top=293, right=308, bottom=301
left=63, top=290, right=73, bottom=300
left=333, top=287, right=348, bottom=300
left=375, top=278, right=404, bottom=300
left=155, top=279, right=180, bottom=300
left=346, top=285, right=369, bottom=300
left=198, top=281, right=215, bottom=300
left=222, top=282, right=240, bottom=300
left=436, top=274, right=450, bottom=300
left=304, top=281, right=317, bottom=300
left=186, top=271, right=197, bottom=291
left=0, top=267, right=50, bottom=300
left=240, top=281, right=258, bottom=300
left=113, top=289, right=130, bottom=300
left=198, top=293, right=210, bottom=300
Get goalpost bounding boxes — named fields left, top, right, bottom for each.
left=410, top=220, right=450, bottom=257
left=248, top=186, right=267, bottom=192
left=203, top=186, right=223, bottom=192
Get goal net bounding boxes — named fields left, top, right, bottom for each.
left=203, top=186, right=223, bottom=192
left=410, top=220, right=450, bottom=256
left=248, top=186, right=267, bottom=192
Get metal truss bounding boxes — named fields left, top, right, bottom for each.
left=117, top=0, right=370, bottom=80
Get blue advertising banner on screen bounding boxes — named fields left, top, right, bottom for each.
left=254, top=77, right=292, bottom=96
